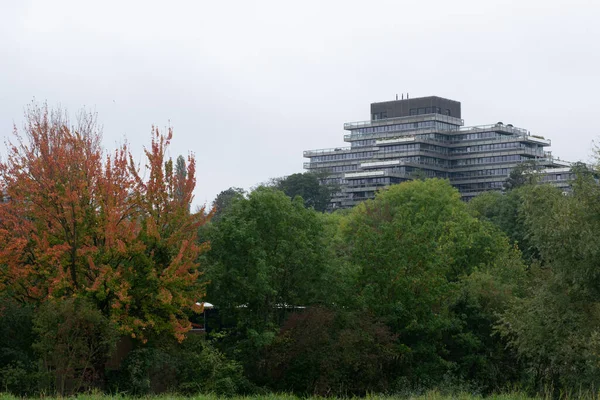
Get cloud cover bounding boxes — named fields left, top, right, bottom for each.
left=1, top=0, right=599, bottom=206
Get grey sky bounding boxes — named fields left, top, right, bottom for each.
left=1, top=0, right=599, bottom=207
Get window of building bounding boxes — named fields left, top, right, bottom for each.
left=418, top=108, right=426, bottom=115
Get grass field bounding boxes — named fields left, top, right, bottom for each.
left=0, top=392, right=547, bottom=400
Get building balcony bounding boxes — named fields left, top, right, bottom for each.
left=303, top=158, right=364, bottom=168
left=544, top=153, right=572, bottom=167
left=344, top=170, right=387, bottom=179
left=373, top=149, right=451, bottom=160
left=343, top=113, right=464, bottom=131
left=456, top=123, right=529, bottom=136
left=448, top=134, right=551, bottom=147
left=344, top=127, right=442, bottom=142
left=344, top=169, right=413, bottom=180
left=450, top=176, right=508, bottom=185
left=343, top=185, right=381, bottom=193
left=341, top=198, right=373, bottom=207
left=375, top=136, right=415, bottom=145
left=540, top=167, right=572, bottom=174
left=451, top=163, right=518, bottom=172
left=524, top=135, right=551, bottom=145
left=360, top=160, right=402, bottom=169
left=345, top=131, right=551, bottom=149
left=451, top=148, right=545, bottom=160
left=303, top=147, right=352, bottom=157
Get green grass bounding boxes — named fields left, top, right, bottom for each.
left=10, top=389, right=600, bottom=400
left=0, top=392, right=547, bottom=400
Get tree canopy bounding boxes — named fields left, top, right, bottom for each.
left=205, top=187, right=331, bottom=329
left=275, top=172, right=335, bottom=212
left=0, top=104, right=210, bottom=341
left=342, top=179, right=526, bottom=384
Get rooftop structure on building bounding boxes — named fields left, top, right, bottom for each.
left=303, top=95, right=572, bottom=209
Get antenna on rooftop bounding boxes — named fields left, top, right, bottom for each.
left=396, top=94, right=398, bottom=100
left=407, top=93, right=409, bottom=99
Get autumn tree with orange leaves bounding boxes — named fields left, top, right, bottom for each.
left=0, top=103, right=210, bottom=341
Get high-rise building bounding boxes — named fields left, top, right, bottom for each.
left=303, top=96, right=572, bottom=209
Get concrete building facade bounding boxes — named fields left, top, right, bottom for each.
left=303, top=96, right=572, bottom=209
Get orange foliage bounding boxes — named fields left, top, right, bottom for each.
left=0, top=103, right=211, bottom=341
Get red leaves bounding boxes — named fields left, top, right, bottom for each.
left=0, top=104, right=210, bottom=341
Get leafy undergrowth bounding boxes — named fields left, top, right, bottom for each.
left=0, top=391, right=546, bottom=400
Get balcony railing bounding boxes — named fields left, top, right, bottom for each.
left=449, top=134, right=551, bottom=146
left=458, top=123, right=529, bottom=136
left=344, top=170, right=386, bottom=179
left=451, top=148, right=545, bottom=159
left=544, top=154, right=572, bottom=167
left=344, top=127, right=443, bottom=142
left=344, top=113, right=464, bottom=130
left=303, top=147, right=352, bottom=157
left=375, top=136, right=415, bottom=145
left=343, top=121, right=550, bottom=145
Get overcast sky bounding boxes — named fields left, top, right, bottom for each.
left=1, top=0, right=599, bottom=207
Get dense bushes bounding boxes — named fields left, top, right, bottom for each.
left=0, top=299, right=249, bottom=396
left=33, top=298, right=118, bottom=395
left=113, top=335, right=249, bottom=395
left=260, top=307, right=400, bottom=396
left=0, top=298, right=117, bottom=395
left=201, top=175, right=600, bottom=397
left=0, top=299, right=39, bottom=394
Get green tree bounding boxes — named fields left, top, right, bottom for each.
left=468, top=187, right=539, bottom=262
left=503, top=160, right=538, bottom=191
left=344, top=179, right=526, bottom=386
left=204, top=187, right=333, bottom=371
left=174, top=155, right=187, bottom=205
left=449, top=249, right=527, bottom=392
left=206, top=187, right=331, bottom=324
left=409, top=168, right=428, bottom=181
left=498, top=178, right=600, bottom=394
left=211, top=187, right=245, bottom=222
left=276, top=172, right=335, bottom=212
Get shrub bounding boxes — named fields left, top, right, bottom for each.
left=260, top=307, right=402, bottom=396
left=32, top=298, right=118, bottom=395
left=116, top=334, right=249, bottom=395
left=0, top=299, right=43, bottom=395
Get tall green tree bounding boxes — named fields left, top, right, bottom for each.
left=276, top=172, right=335, bottom=212
left=503, top=160, right=538, bottom=191
left=204, top=187, right=332, bottom=338
left=344, top=179, right=526, bottom=386
left=498, top=171, right=600, bottom=393
left=211, top=187, right=245, bottom=222
left=174, top=155, right=187, bottom=206
left=468, top=187, right=539, bottom=262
